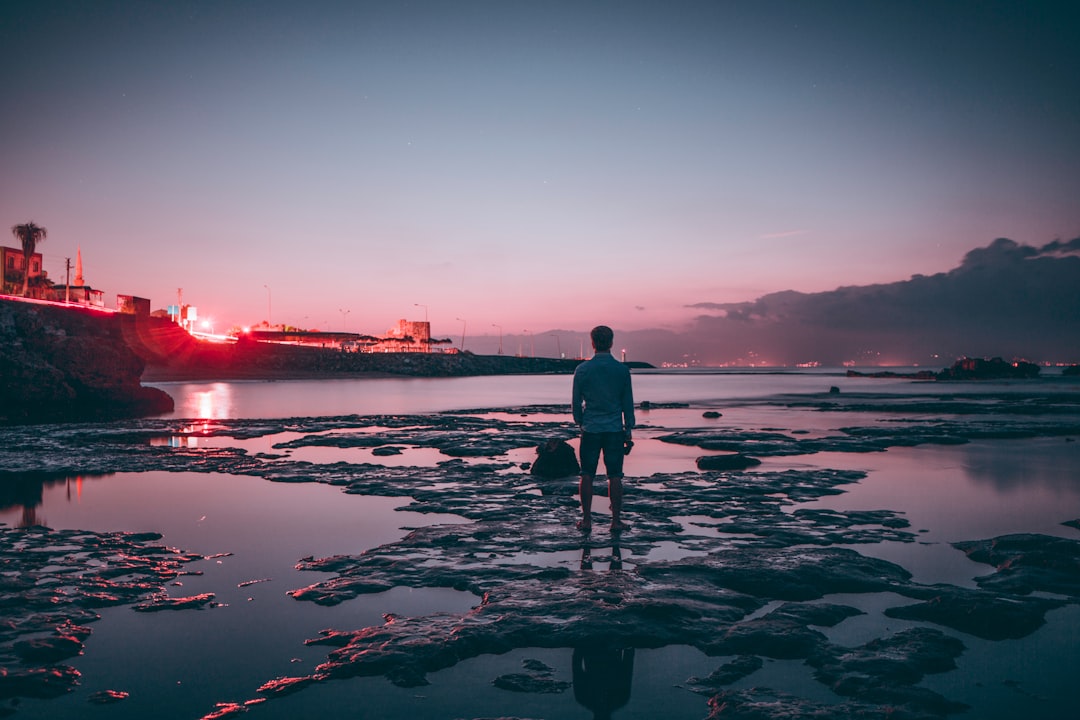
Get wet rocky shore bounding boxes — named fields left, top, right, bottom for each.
left=1, top=388, right=1078, bottom=719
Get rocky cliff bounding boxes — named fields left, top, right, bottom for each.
left=0, top=298, right=174, bottom=424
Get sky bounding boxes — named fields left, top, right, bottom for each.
left=3, top=1, right=1079, bottom=348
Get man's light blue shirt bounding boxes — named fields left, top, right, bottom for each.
left=572, top=351, right=635, bottom=434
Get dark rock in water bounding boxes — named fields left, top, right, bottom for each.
left=1064, top=519, right=1080, bottom=532
left=829, top=386, right=840, bottom=394
left=684, top=655, right=763, bottom=695
left=529, top=438, right=580, bottom=478
left=133, top=592, right=216, bottom=612
left=696, top=454, right=762, bottom=471
left=88, top=690, right=130, bottom=704
left=199, top=701, right=257, bottom=719
left=884, top=588, right=1062, bottom=640
left=812, top=626, right=965, bottom=682
left=492, top=658, right=570, bottom=694
left=636, top=400, right=687, bottom=410
left=639, top=549, right=911, bottom=604
left=808, top=627, right=969, bottom=716
left=371, top=446, right=403, bottom=456
left=0, top=666, right=82, bottom=700
left=0, top=298, right=173, bottom=423
left=256, top=675, right=322, bottom=697
left=706, top=686, right=958, bottom=720
left=13, top=634, right=84, bottom=663
left=952, top=533, right=1080, bottom=597
left=702, top=410, right=722, bottom=418
left=700, top=603, right=863, bottom=659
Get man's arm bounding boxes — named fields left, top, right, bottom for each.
left=572, top=369, right=584, bottom=426
left=621, top=371, right=635, bottom=435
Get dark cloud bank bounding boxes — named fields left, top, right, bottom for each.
left=654, top=237, right=1080, bottom=367
left=480, top=238, right=1079, bottom=367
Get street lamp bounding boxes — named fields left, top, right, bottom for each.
left=492, top=324, right=503, bottom=355
left=263, top=284, right=272, bottom=328
left=549, top=333, right=562, bottom=358
left=456, top=317, right=466, bottom=352
left=339, top=308, right=351, bottom=332
left=523, top=329, right=534, bottom=357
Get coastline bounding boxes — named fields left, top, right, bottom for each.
left=1, top=377, right=1078, bottom=719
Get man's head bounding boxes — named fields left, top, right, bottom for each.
left=590, top=325, right=614, bottom=352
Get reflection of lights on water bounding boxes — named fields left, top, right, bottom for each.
left=190, top=384, right=233, bottom=420
left=197, top=391, right=214, bottom=419
left=149, top=436, right=199, bottom=448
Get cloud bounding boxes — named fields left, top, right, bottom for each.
left=630, top=238, right=1080, bottom=366
left=957, top=237, right=1038, bottom=268
left=1038, top=237, right=1080, bottom=256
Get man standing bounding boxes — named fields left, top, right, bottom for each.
left=572, top=325, right=635, bottom=532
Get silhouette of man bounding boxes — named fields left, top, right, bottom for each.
left=572, top=325, right=635, bottom=532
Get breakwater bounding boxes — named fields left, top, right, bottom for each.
left=126, top=317, right=600, bottom=381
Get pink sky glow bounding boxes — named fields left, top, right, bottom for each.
left=3, top=2, right=1078, bottom=348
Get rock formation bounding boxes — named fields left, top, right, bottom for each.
left=0, top=298, right=173, bottom=423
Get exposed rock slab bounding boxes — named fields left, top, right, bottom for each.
left=952, top=533, right=1080, bottom=597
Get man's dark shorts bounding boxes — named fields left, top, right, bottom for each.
left=579, top=431, right=625, bottom=478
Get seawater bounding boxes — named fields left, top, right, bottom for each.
left=2, top=369, right=1079, bottom=720
left=149, top=367, right=1063, bottom=420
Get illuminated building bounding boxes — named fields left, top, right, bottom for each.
left=1, top=245, right=45, bottom=295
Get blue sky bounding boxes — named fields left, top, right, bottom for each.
left=3, top=1, right=1078, bottom=338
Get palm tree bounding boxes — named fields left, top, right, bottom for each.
left=11, top=222, right=47, bottom=296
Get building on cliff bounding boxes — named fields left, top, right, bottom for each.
left=1, top=245, right=45, bottom=296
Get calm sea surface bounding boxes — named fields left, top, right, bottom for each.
left=3, top=369, right=1078, bottom=719
left=149, top=367, right=1068, bottom=420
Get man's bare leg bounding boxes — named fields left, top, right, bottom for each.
left=578, top=473, right=594, bottom=531
left=609, top=475, right=629, bottom=531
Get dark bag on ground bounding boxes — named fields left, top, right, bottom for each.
left=530, top=439, right=580, bottom=478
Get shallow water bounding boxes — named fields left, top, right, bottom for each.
left=3, top=370, right=1079, bottom=719
left=0, top=472, right=477, bottom=720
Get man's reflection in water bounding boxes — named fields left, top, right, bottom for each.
left=572, top=645, right=635, bottom=720
left=574, top=535, right=633, bottom=718
left=580, top=538, right=623, bottom=571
